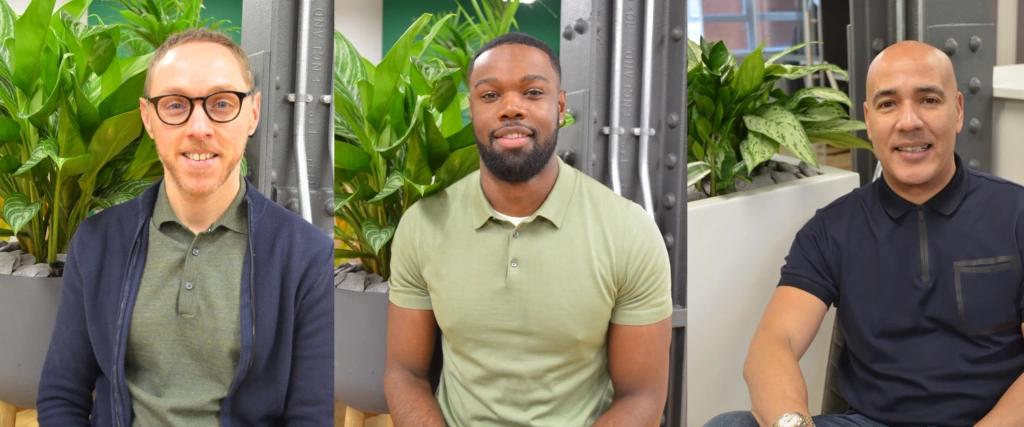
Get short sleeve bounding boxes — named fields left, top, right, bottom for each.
left=610, top=204, right=673, bottom=325
left=778, top=212, right=839, bottom=308
left=388, top=207, right=433, bottom=310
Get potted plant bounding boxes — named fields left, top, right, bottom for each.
left=0, top=0, right=232, bottom=414
left=682, top=38, right=868, bottom=424
left=333, top=1, right=534, bottom=416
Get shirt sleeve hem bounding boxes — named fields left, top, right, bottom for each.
left=778, top=273, right=835, bottom=308
left=389, top=292, right=433, bottom=310
left=610, top=304, right=673, bottom=326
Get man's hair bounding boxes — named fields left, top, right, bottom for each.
left=468, top=32, right=561, bottom=83
left=144, top=28, right=255, bottom=97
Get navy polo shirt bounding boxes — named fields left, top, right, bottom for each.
left=779, top=155, right=1024, bottom=426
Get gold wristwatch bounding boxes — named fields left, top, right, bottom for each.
left=773, top=412, right=814, bottom=427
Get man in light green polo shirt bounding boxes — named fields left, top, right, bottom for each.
left=384, top=32, right=673, bottom=427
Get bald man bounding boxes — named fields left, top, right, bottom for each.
left=705, top=41, right=1024, bottom=427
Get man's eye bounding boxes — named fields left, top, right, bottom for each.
left=923, top=98, right=939, bottom=104
left=525, top=89, right=543, bottom=96
left=878, top=101, right=895, bottom=109
left=481, top=93, right=498, bottom=100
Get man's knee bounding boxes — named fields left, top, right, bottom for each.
left=704, top=410, right=759, bottom=427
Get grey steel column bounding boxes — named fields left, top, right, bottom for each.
left=848, top=0, right=892, bottom=185
left=559, top=0, right=687, bottom=424
left=242, top=0, right=335, bottom=235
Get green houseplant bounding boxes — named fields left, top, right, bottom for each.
left=334, top=13, right=481, bottom=280
left=685, top=38, right=874, bottom=197
left=104, top=0, right=239, bottom=56
left=0, top=0, right=164, bottom=266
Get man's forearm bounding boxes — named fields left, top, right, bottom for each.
left=977, top=372, right=1024, bottom=427
left=592, top=393, right=664, bottom=427
left=383, top=370, right=446, bottom=427
left=744, top=335, right=812, bottom=427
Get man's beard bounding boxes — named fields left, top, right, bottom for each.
left=477, top=125, right=558, bottom=183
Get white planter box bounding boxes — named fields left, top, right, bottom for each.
left=686, top=156, right=859, bottom=426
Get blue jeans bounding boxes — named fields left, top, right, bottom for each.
left=704, top=411, right=889, bottom=427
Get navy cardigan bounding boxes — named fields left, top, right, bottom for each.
left=36, top=179, right=334, bottom=426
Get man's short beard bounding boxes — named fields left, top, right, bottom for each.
left=477, top=130, right=558, bottom=183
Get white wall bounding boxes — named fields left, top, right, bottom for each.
left=335, top=0, right=383, bottom=63
left=997, top=0, right=1018, bottom=65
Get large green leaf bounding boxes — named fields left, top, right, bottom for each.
left=124, top=132, right=158, bottom=180
left=0, top=115, right=20, bottom=143
left=80, top=109, right=143, bottom=190
left=335, top=140, right=372, bottom=172
left=739, top=131, right=779, bottom=174
left=687, top=161, right=711, bottom=188
left=27, top=52, right=73, bottom=129
left=42, top=137, right=90, bottom=176
left=436, top=143, right=479, bottom=187
left=785, top=86, right=853, bottom=109
left=769, top=63, right=847, bottom=80
left=0, top=0, right=16, bottom=64
left=447, top=121, right=476, bottom=152
left=373, top=95, right=429, bottom=159
left=423, top=109, right=450, bottom=173
left=431, top=76, right=457, bottom=112
left=810, top=132, right=874, bottom=151
left=803, top=119, right=867, bottom=135
left=744, top=105, right=818, bottom=167
left=334, top=30, right=368, bottom=99
left=794, top=102, right=848, bottom=122
left=13, top=141, right=51, bottom=176
left=12, top=0, right=56, bottom=96
left=732, top=42, right=765, bottom=98
left=686, top=39, right=701, bottom=72
left=92, top=179, right=153, bottom=209
left=0, top=155, right=20, bottom=174
left=765, top=42, right=818, bottom=65
left=2, top=192, right=42, bottom=236
left=360, top=218, right=396, bottom=254
left=335, top=184, right=376, bottom=213
left=367, top=171, right=404, bottom=203
left=98, top=69, right=145, bottom=121
left=367, top=14, right=432, bottom=129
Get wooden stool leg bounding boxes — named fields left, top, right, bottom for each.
left=0, top=400, right=16, bottom=427
left=343, top=406, right=366, bottom=427
left=386, top=414, right=395, bottom=427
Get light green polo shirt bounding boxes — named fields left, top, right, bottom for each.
left=389, top=158, right=673, bottom=427
left=125, top=178, right=248, bottom=426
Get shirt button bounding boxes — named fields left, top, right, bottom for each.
left=510, top=259, right=518, bottom=268
left=191, top=248, right=199, bottom=256
left=185, top=282, right=194, bottom=290
left=513, top=231, right=520, bottom=238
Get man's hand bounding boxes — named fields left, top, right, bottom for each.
left=383, top=303, right=446, bottom=427
left=592, top=318, right=672, bottom=427
left=744, top=286, right=829, bottom=427
left=973, top=324, right=1024, bottom=427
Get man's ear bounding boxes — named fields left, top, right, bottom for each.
left=558, top=90, right=567, bottom=123
left=248, top=92, right=262, bottom=136
left=140, top=98, right=154, bottom=138
left=954, top=91, right=964, bottom=134
left=862, top=102, right=872, bottom=141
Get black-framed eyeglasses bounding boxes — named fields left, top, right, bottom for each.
left=147, top=90, right=255, bottom=125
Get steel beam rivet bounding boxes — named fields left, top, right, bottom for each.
left=968, top=118, right=981, bottom=134
left=320, top=95, right=333, bottom=104
left=271, top=170, right=277, bottom=184
left=663, top=193, right=677, bottom=209
left=969, top=77, right=982, bottom=94
left=287, top=94, right=296, bottom=102
left=663, top=233, right=674, bottom=249
left=665, top=153, right=678, bottom=169
left=871, top=38, right=886, bottom=53
left=275, top=76, right=281, bottom=90
left=574, top=19, right=588, bottom=34
left=286, top=199, right=299, bottom=213
left=273, top=123, right=279, bottom=138
left=563, top=26, right=574, bottom=41
left=667, top=112, right=680, bottom=128
left=968, top=158, right=981, bottom=169
left=323, top=199, right=334, bottom=217
left=944, top=38, right=958, bottom=56
left=969, top=36, right=982, bottom=52
left=671, top=27, right=684, bottom=42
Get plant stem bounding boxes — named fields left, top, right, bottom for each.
left=48, top=173, right=61, bottom=264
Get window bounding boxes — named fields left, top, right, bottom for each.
left=688, top=0, right=807, bottom=55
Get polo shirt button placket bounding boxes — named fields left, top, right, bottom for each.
left=510, top=259, right=518, bottom=268
left=513, top=230, right=520, bottom=238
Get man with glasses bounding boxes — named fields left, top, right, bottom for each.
left=37, top=28, right=334, bottom=426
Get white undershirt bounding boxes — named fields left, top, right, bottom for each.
left=495, top=211, right=529, bottom=226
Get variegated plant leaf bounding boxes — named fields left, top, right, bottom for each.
left=739, top=131, right=779, bottom=174
left=687, top=161, right=712, bottom=188
left=803, top=119, right=867, bottom=135
left=92, top=180, right=154, bottom=209
left=367, top=171, right=404, bottom=203
left=794, top=102, right=849, bottom=122
left=2, top=192, right=41, bottom=236
left=784, top=86, right=852, bottom=109
left=361, top=218, right=395, bottom=254
left=744, top=105, right=818, bottom=168
left=13, top=141, right=50, bottom=176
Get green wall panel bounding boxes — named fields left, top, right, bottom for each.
left=87, top=0, right=243, bottom=44
left=381, top=0, right=560, bottom=56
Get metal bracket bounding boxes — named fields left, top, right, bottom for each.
left=671, top=306, right=687, bottom=328
left=287, top=93, right=314, bottom=103
left=632, top=127, right=657, bottom=137
left=601, top=126, right=627, bottom=135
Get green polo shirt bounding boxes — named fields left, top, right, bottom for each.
left=389, top=158, right=673, bottom=427
left=125, top=178, right=248, bottom=426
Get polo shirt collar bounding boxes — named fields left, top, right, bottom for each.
left=879, top=153, right=968, bottom=219
left=153, top=175, right=249, bottom=233
left=471, top=157, right=576, bottom=229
